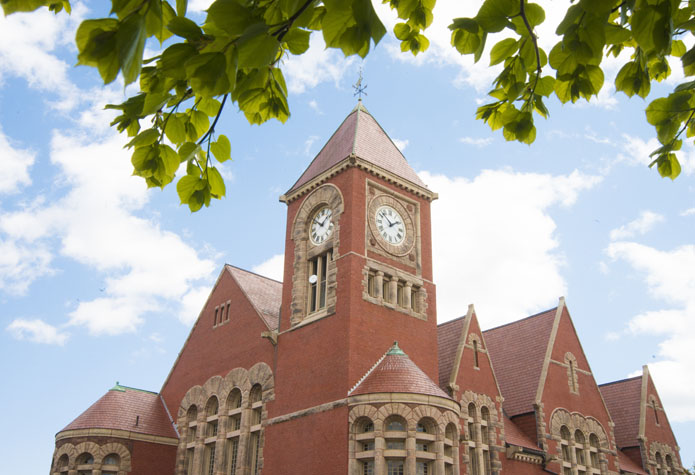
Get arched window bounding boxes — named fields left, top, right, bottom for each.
left=55, top=454, right=69, bottom=474
left=481, top=407, right=492, bottom=475
left=102, top=453, right=120, bottom=475
left=467, top=403, right=479, bottom=475
left=185, top=405, right=198, bottom=475
left=656, top=452, right=665, bottom=475
left=354, top=418, right=375, bottom=475
left=415, top=418, right=436, bottom=475
left=76, top=452, right=94, bottom=475
left=384, top=416, right=407, bottom=475
left=589, top=433, right=600, bottom=469
left=226, top=388, right=242, bottom=475
left=248, top=384, right=263, bottom=475
left=560, top=425, right=572, bottom=475
left=666, top=454, right=674, bottom=474
left=473, top=339, right=480, bottom=368
left=444, top=423, right=457, bottom=475
left=574, top=430, right=586, bottom=474
left=203, top=397, right=219, bottom=475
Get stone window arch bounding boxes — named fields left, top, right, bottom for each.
left=225, top=387, right=242, bottom=475
left=481, top=406, right=492, bottom=474
left=444, top=423, right=457, bottom=475
left=248, top=384, right=263, bottom=475
left=656, top=452, right=665, bottom=475
left=184, top=405, right=198, bottom=475
left=101, top=453, right=120, bottom=475
left=551, top=409, right=607, bottom=475
left=289, top=184, right=344, bottom=326
left=468, top=333, right=482, bottom=369
left=588, top=433, right=600, bottom=469
left=649, top=441, right=682, bottom=474
left=354, top=417, right=376, bottom=475
left=384, top=415, right=407, bottom=474
left=56, top=454, right=69, bottom=474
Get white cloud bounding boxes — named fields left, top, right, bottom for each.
left=460, top=137, right=493, bottom=148
left=0, top=128, right=35, bottom=194
left=609, top=211, right=664, bottom=241
left=0, top=131, right=216, bottom=335
left=304, top=135, right=319, bottom=156
left=681, top=208, right=695, bottom=217
left=422, top=168, right=601, bottom=327
left=392, top=138, right=409, bottom=151
left=179, top=286, right=213, bottom=326
left=6, top=318, right=69, bottom=345
left=282, top=34, right=355, bottom=94
left=252, top=254, right=284, bottom=282
left=606, top=242, right=695, bottom=422
left=308, top=100, right=323, bottom=114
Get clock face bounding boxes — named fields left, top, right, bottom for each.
left=375, top=205, right=406, bottom=245
left=310, top=206, right=334, bottom=245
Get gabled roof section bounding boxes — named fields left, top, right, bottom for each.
left=504, top=415, right=542, bottom=451
left=60, top=384, right=177, bottom=438
left=286, top=102, right=427, bottom=195
left=349, top=342, right=451, bottom=399
left=226, top=265, right=282, bottom=331
left=437, top=314, right=467, bottom=390
left=599, top=376, right=642, bottom=449
left=483, top=306, right=557, bottom=416
left=617, top=450, right=648, bottom=475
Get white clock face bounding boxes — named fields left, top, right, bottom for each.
left=310, top=207, right=334, bottom=245
left=375, top=205, right=406, bottom=245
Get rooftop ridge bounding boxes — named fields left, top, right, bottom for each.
left=225, top=263, right=283, bottom=284
left=109, top=382, right=158, bottom=395
left=437, top=314, right=467, bottom=328
left=483, top=306, right=557, bottom=333
left=598, top=375, right=643, bottom=387
left=347, top=344, right=392, bottom=396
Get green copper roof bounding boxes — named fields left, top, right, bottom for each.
left=387, top=341, right=406, bottom=356
left=109, top=382, right=158, bottom=395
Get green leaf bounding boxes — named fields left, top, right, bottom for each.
left=615, top=60, right=651, bottom=98
left=116, top=13, right=147, bottom=85
left=490, top=38, right=518, bottom=66
left=159, top=43, right=197, bottom=80
left=166, top=15, right=203, bottom=41
left=198, top=97, right=221, bottom=116
left=165, top=115, right=186, bottom=143
left=523, top=3, right=545, bottom=28
left=185, top=53, right=230, bottom=97
left=631, top=2, right=671, bottom=55
left=207, top=167, right=226, bottom=198
left=450, top=18, right=483, bottom=56
left=177, top=174, right=203, bottom=204
left=178, top=141, right=200, bottom=162
left=604, top=24, right=632, bottom=45
left=75, top=18, right=120, bottom=84
left=394, top=23, right=411, bottom=41
left=190, top=110, right=210, bottom=136
left=237, top=24, right=281, bottom=68
left=672, top=39, right=686, bottom=57
left=476, top=0, right=516, bottom=33
left=210, top=135, right=231, bottom=162
left=535, top=75, right=555, bottom=96
left=681, top=46, right=695, bottom=76
left=284, top=28, right=311, bottom=55
left=652, top=153, right=681, bottom=179
left=126, top=128, right=160, bottom=149
left=176, top=0, right=187, bottom=17
left=206, top=0, right=254, bottom=38
left=160, top=144, right=180, bottom=177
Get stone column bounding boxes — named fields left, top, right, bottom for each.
left=375, top=272, right=384, bottom=300
left=434, top=438, right=445, bottom=475
left=388, top=277, right=398, bottom=305
left=404, top=282, right=412, bottom=309
left=375, top=433, right=386, bottom=475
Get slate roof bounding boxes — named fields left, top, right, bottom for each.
left=61, top=384, right=177, bottom=438
left=617, top=449, right=648, bottom=475
left=483, top=308, right=557, bottom=417
left=504, top=415, right=541, bottom=451
left=227, top=265, right=282, bottom=331
left=599, top=376, right=643, bottom=449
left=287, top=102, right=427, bottom=194
left=437, top=316, right=466, bottom=389
left=350, top=343, right=451, bottom=399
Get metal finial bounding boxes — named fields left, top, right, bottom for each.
left=353, top=67, right=367, bottom=100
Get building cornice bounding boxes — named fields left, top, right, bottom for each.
left=280, top=155, right=437, bottom=204
left=56, top=428, right=179, bottom=446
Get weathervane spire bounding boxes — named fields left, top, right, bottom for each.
left=353, top=67, right=367, bottom=100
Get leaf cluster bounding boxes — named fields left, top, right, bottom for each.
left=450, top=0, right=695, bottom=180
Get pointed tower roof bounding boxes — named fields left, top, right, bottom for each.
left=349, top=342, right=451, bottom=399
left=286, top=102, right=428, bottom=196
left=60, top=384, right=177, bottom=439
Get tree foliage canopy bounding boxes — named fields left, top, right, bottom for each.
left=3, top=0, right=693, bottom=211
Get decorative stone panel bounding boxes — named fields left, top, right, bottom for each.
left=51, top=441, right=132, bottom=474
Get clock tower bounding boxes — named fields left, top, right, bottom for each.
left=261, top=102, right=439, bottom=474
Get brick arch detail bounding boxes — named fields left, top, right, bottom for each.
left=376, top=403, right=413, bottom=429
left=349, top=404, right=379, bottom=424
left=649, top=441, right=682, bottom=471
left=100, top=441, right=132, bottom=471
left=549, top=408, right=609, bottom=449
left=74, top=441, right=102, bottom=461
left=52, top=443, right=78, bottom=471
left=412, top=405, right=442, bottom=433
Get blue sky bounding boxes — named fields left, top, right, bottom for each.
left=1, top=1, right=694, bottom=473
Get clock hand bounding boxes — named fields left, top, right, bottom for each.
left=389, top=220, right=401, bottom=228
left=380, top=213, right=394, bottom=226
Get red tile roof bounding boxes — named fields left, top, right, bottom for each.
left=350, top=343, right=451, bottom=399
left=437, top=316, right=466, bottom=389
left=599, top=376, right=642, bottom=449
left=287, top=102, right=427, bottom=193
left=483, top=308, right=557, bottom=416
left=504, top=415, right=541, bottom=451
left=61, top=385, right=177, bottom=438
left=617, top=449, right=648, bottom=474
left=227, top=265, right=282, bottom=331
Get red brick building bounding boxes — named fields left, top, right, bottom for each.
left=51, top=104, right=684, bottom=475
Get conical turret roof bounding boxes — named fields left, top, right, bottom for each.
left=349, top=342, right=450, bottom=399
left=287, top=102, right=427, bottom=194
